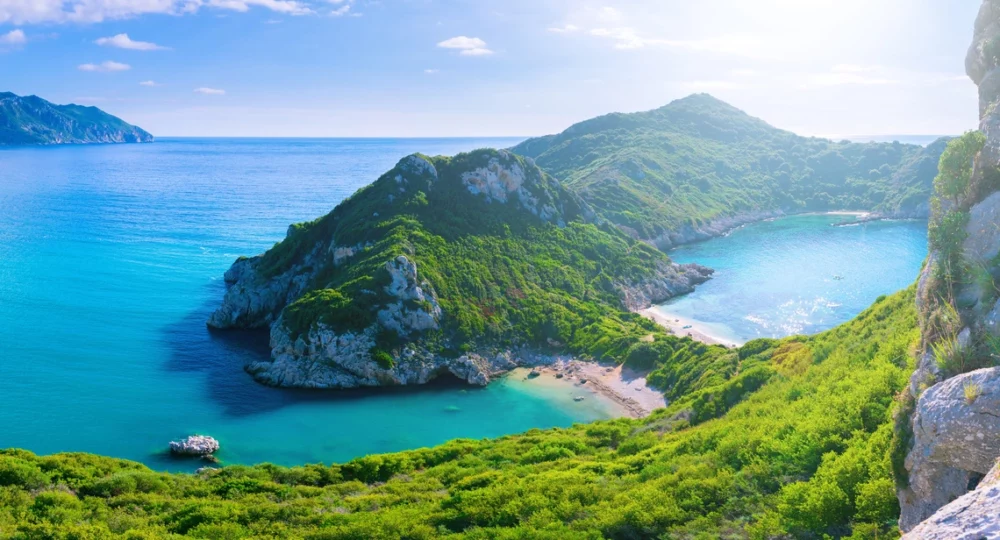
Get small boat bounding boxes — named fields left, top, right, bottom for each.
left=682, top=325, right=693, bottom=329
left=833, top=275, right=844, bottom=281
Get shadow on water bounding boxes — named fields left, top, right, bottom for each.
left=161, top=286, right=481, bottom=418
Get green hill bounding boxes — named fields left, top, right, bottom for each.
left=208, top=149, right=722, bottom=393
left=513, top=94, right=945, bottom=248
left=0, top=92, right=153, bottom=145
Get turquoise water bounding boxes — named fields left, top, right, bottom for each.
left=660, top=214, right=928, bottom=344
left=0, top=138, right=619, bottom=472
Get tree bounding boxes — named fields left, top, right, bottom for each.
left=935, top=130, right=987, bottom=206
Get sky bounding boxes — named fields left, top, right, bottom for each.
left=0, top=0, right=984, bottom=137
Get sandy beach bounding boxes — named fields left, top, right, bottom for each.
left=509, top=359, right=667, bottom=419
left=640, top=307, right=743, bottom=348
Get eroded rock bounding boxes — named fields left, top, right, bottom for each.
left=169, top=435, right=220, bottom=456
left=901, top=368, right=1000, bottom=530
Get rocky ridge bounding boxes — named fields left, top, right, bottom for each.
left=210, top=150, right=712, bottom=390
left=0, top=92, right=153, bottom=145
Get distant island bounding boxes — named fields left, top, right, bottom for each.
left=0, top=92, right=153, bottom=145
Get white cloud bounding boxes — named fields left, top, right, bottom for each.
left=0, top=29, right=26, bottom=45
left=139, top=80, right=160, bottom=86
left=194, top=87, right=226, bottom=95
left=78, top=60, right=131, bottom=72
left=437, top=35, right=493, bottom=56
left=424, top=69, right=439, bottom=74
left=328, top=0, right=354, bottom=17
left=96, top=33, right=167, bottom=50
left=547, top=24, right=579, bottom=34
left=0, top=0, right=312, bottom=24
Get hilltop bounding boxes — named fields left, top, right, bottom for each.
left=208, top=149, right=720, bottom=393
left=0, top=92, right=153, bottom=145
left=513, top=94, right=946, bottom=248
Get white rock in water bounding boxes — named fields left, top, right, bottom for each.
left=169, top=435, right=220, bottom=456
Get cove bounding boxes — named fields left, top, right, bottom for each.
left=654, top=214, right=929, bottom=344
left=0, top=138, right=620, bottom=472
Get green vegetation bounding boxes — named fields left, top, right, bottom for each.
left=0, top=92, right=153, bottom=145
left=512, top=94, right=946, bottom=245
left=0, top=289, right=918, bottom=538
left=920, top=131, right=998, bottom=379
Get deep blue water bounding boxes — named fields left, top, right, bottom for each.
left=659, top=214, right=929, bottom=344
left=0, top=138, right=621, bottom=471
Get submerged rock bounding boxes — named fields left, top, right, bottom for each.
left=169, top=435, right=220, bottom=456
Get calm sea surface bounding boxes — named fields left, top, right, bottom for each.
left=0, top=137, right=621, bottom=471
left=660, top=214, right=928, bottom=344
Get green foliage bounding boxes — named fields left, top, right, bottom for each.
left=0, top=289, right=919, bottom=538
left=513, top=94, right=946, bottom=243
left=371, top=349, right=395, bottom=369
left=934, top=130, right=986, bottom=206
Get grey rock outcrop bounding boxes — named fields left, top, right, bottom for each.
left=900, top=368, right=1000, bottom=530
left=169, top=435, right=220, bottom=456
left=903, top=460, right=1000, bottom=539
left=616, top=260, right=714, bottom=311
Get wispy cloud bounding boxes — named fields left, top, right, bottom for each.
left=0, top=29, right=26, bottom=46
left=0, top=0, right=312, bottom=24
left=96, top=33, right=168, bottom=51
left=329, top=0, right=356, bottom=17
left=78, top=60, right=131, bottom=72
left=424, top=69, right=440, bottom=74
left=194, top=87, right=226, bottom=95
left=547, top=24, right=579, bottom=34
left=139, top=80, right=161, bottom=87
left=437, top=36, right=493, bottom=56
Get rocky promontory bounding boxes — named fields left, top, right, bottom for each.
left=211, top=150, right=713, bottom=390
left=0, top=92, right=153, bottom=145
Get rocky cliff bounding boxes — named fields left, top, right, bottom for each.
left=899, top=0, right=1000, bottom=531
left=210, top=149, right=712, bottom=389
left=0, top=92, right=153, bottom=145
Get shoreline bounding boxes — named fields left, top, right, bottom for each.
left=508, top=360, right=667, bottom=419
left=640, top=307, right=743, bottom=348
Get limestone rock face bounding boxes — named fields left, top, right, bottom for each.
left=377, top=256, right=442, bottom=336
left=900, top=368, right=1000, bottom=530
left=616, top=260, right=714, bottom=312
left=460, top=150, right=582, bottom=226
left=169, top=435, right=220, bottom=456
left=903, top=460, right=1000, bottom=539
left=964, top=191, right=1000, bottom=264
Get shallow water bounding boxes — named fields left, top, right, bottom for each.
left=0, top=138, right=619, bottom=471
left=658, top=214, right=928, bottom=344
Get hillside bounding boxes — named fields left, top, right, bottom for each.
left=0, top=287, right=918, bottom=538
left=208, top=149, right=723, bottom=393
left=0, top=92, right=153, bottom=145
left=513, top=94, right=946, bottom=249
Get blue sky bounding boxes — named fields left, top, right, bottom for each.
left=0, top=0, right=983, bottom=137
